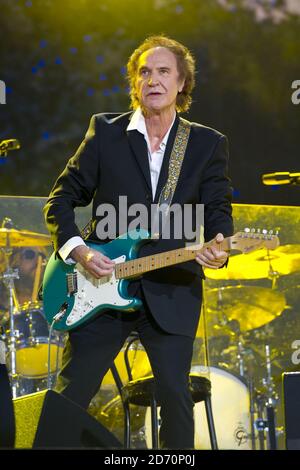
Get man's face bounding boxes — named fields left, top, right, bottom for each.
left=134, top=47, right=185, bottom=114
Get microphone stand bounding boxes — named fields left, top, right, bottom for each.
left=0, top=139, right=20, bottom=157
left=1, top=245, right=20, bottom=399
left=262, top=171, right=300, bottom=186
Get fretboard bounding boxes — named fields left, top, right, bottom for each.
left=115, top=238, right=231, bottom=280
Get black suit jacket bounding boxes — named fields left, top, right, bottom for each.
left=44, top=111, right=233, bottom=337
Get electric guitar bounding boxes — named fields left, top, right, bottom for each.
left=42, top=229, right=279, bottom=331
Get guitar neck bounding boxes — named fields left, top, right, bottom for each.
left=115, top=238, right=232, bottom=280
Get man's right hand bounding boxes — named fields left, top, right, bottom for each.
left=70, top=245, right=115, bottom=279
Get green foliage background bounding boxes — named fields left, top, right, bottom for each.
left=0, top=0, right=299, bottom=205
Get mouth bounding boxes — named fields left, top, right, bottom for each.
left=147, top=92, right=163, bottom=96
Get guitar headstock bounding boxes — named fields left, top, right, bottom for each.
left=229, top=228, right=280, bottom=253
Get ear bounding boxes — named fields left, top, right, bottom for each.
left=178, top=79, right=185, bottom=93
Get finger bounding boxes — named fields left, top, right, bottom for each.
left=87, top=250, right=114, bottom=265
left=95, top=260, right=115, bottom=272
left=196, top=254, right=221, bottom=267
left=100, top=255, right=115, bottom=265
left=90, top=265, right=114, bottom=278
left=195, top=257, right=220, bottom=269
left=210, top=247, right=228, bottom=259
left=92, top=255, right=115, bottom=269
left=200, top=250, right=220, bottom=262
left=99, top=259, right=115, bottom=269
left=196, top=251, right=227, bottom=266
left=92, top=252, right=114, bottom=265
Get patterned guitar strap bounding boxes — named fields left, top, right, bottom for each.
left=151, top=116, right=191, bottom=239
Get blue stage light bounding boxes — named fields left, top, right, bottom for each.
left=42, top=132, right=50, bottom=140
left=40, top=40, right=47, bottom=49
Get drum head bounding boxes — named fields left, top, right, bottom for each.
left=144, top=366, right=251, bottom=450
left=5, top=302, right=65, bottom=378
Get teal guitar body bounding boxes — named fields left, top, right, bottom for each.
left=42, top=229, right=150, bottom=331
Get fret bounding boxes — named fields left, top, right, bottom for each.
left=118, top=244, right=201, bottom=280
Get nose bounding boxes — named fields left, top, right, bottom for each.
left=148, top=75, right=159, bottom=86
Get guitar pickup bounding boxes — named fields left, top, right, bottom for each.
left=66, top=272, right=78, bottom=296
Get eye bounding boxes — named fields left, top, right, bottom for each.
left=140, top=69, right=149, bottom=77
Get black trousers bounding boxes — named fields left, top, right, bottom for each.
left=55, top=287, right=195, bottom=449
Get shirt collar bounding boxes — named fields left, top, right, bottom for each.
left=127, top=107, right=176, bottom=149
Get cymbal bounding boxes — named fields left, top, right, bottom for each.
left=205, top=244, right=300, bottom=280
left=204, top=286, right=286, bottom=332
left=0, top=228, right=51, bottom=248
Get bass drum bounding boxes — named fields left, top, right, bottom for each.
left=144, top=366, right=251, bottom=450
left=5, top=302, right=65, bottom=378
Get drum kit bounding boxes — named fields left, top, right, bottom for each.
left=198, top=244, right=300, bottom=450
left=0, top=220, right=65, bottom=398
left=89, top=242, right=300, bottom=450
left=1, top=216, right=299, bottom=450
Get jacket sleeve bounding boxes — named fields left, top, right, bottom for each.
left=200, top=134, right=234, bottom=242
left=43, top=115, right=100, bottom=252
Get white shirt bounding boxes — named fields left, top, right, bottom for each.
left=59, top=108, right=176, bottom=262
left=127, top=107, right=175, bottom=199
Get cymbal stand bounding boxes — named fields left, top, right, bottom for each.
left=237, top=338, right=246, bottom=377
left=1, top=247, right=20, bottom=399
left=239, top=342, right=257, bottom=451
left=247, top=375, right=257, bottom=450
left=266, top=249, right=280, bottom=290
left=254, top=390, right=267, bottom=450
left=264, top=344, right=278, bottom=450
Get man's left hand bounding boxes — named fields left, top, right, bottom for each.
left=195, top=233, right=228, bottom=269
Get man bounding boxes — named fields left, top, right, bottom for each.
left=44, top=35, right=233, bottom=449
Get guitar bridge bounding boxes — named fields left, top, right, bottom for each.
left=66, top=272, right=78, bottom=296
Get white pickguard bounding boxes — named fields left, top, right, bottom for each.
left=66, top=255, right=131, bottom=327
